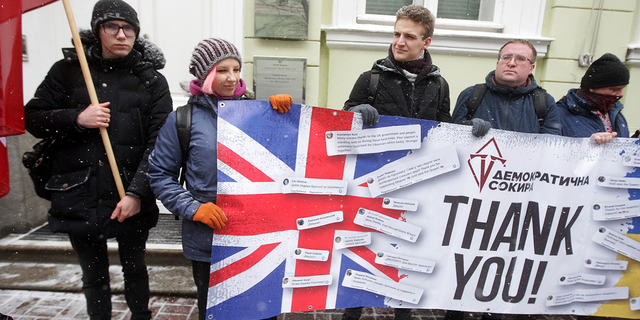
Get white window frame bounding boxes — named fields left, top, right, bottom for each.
left=626, top=13, right=640, bottom=66
left=323, top=0, right=553, bottom=59
left=356, top=0, right=502, bottom=32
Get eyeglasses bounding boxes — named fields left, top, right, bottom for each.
left=499, top=54, right=533, bottom=65
left=102, top=23, right=136, bottom=37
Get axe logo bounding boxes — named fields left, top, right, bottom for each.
left=467, top=138, right=506, bottom=192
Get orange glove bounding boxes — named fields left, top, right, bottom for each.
left=193, top=203, right=228, bottom=229
left=269, top=94, right=293, bottom=113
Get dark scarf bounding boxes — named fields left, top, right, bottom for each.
left=388, top=45, right=433, bottom=83
left=576, top=89, right=621, bottom=113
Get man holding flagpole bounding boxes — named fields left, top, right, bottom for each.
left=24, top=0, right=172, bottom=318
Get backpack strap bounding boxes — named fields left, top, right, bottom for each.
left=465, top=84, right=548, bottom=126
left=368, top=69, right=380, bottom=104
left=465, top=84, right=488, bottom=120
left=438, top=76, right=447, bottom=109
left=531, top=87, right=548, bottom=126
left=175, top=104, right=192, bottom=187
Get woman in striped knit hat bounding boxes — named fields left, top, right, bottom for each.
left=148, top=38, right=290, bottom=320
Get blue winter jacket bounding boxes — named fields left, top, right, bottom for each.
left=452, top=71, right=561, bottom=135
left=148, top=94, right=227, bottom=262
left=556, top=88, right=629, bottom=138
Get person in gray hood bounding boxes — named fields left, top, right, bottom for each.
left=343, top=5, right=452, bottom=128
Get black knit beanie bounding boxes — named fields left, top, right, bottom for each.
left=91, top=0, right=140, bottom=39
left=189, top=38, right=243, bottom=85
left=580, top=53, right=629, bottom=90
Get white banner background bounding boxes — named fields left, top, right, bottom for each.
left=214, top=102, right=640, bottom=318
left=346, top=122, right=640, bottom=316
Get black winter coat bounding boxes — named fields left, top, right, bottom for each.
left=24, top=31, right=172, bottom=238
left=343, top=56, right=452, bottom=122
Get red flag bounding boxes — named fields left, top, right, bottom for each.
left=0, top=137, right=8, bottom=197
left=22, top=0, right=59, bottom=14
left=0, top=0, right=58, bottom=198
left=0, top=0, right=25, bottom=137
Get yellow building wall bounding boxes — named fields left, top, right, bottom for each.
left=435, top=55, right=501, bottom=108
left=629, top=67, right=640, bottom=132
left=541, top=0, right=638, bottom=130
left=244, top=0, right=323, bottom=107
left=245, top=0, right=640, bottom=131
left=325, top=49, right=386, bottom=110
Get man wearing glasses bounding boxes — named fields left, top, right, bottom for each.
left=24, top=0, right=172, bottom=319
left=447, top=39, right=560, bottom=320
left=451, top=39, right=561, bottom=137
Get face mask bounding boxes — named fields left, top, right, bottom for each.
left=577, top=89, right=621, bottom=113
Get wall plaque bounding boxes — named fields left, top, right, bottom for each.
left=254, top=57, right=306, bottom=104
left=254, top=0, right=309, bottom=40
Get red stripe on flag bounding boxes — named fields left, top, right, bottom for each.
left=290, top=227, right=334, bottom=313
left=304, top=108, right=353, bottom=180
left=289, top=108, right=355, bottom=312
left=218, top=194, right=387, bottom=236
left=348, top=246, right=401, bottom=282
left=218, top=142, right=274, bottom=182
left=209, top=242, right=280, bottom=287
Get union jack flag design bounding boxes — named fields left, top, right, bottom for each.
left=209, top=101, right=438, bottom=319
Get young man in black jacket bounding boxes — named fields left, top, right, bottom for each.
left=342, top=6, right=450, bottom=320
left=24, top=1, right=172, bottom=319
left=343, top=5, right=452, bottom=128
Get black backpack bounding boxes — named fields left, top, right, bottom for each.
left=22, top=138, right=56, bottom=200
left=172, top=104, right=193, bottom=221
left=0, top=312, right=14, bottom=320
left=368, top=69, right=448, bottom=113
left=175, top=104, right=192, bottom=187
left=465, top=83, right=548, bottom=126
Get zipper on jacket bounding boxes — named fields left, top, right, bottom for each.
left=410, top=82, right=417, bottom=117
left=503, top=98, right=510, bottom=130
left=610, top=107, right=621, bottom=133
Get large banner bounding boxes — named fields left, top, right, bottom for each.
left=208, top=101, right=640, bottom=319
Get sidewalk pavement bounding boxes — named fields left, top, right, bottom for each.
left=0, top=288, right=417, bottom=319
left=0, top=217, right=579, bottom=320
left=1, top=289, right=197, bottom=320
left=0, top=289, right=578, bottom=320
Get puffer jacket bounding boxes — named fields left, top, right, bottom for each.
left=24, top=30, right=172, bottom=238
left=452, top=71, right=561, bottom=135
left=148, top=94, right=242, bottom=261
left=343, top=55, right=452, bottom=122
left=556, top=88, right=629, bottom=138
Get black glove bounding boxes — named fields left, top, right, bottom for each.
left=350, top=104, right=379, bottom=126
left=463, top=118, right=491, bottom=137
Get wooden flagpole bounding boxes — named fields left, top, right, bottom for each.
left=61, top=0, right=126, bottom=199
